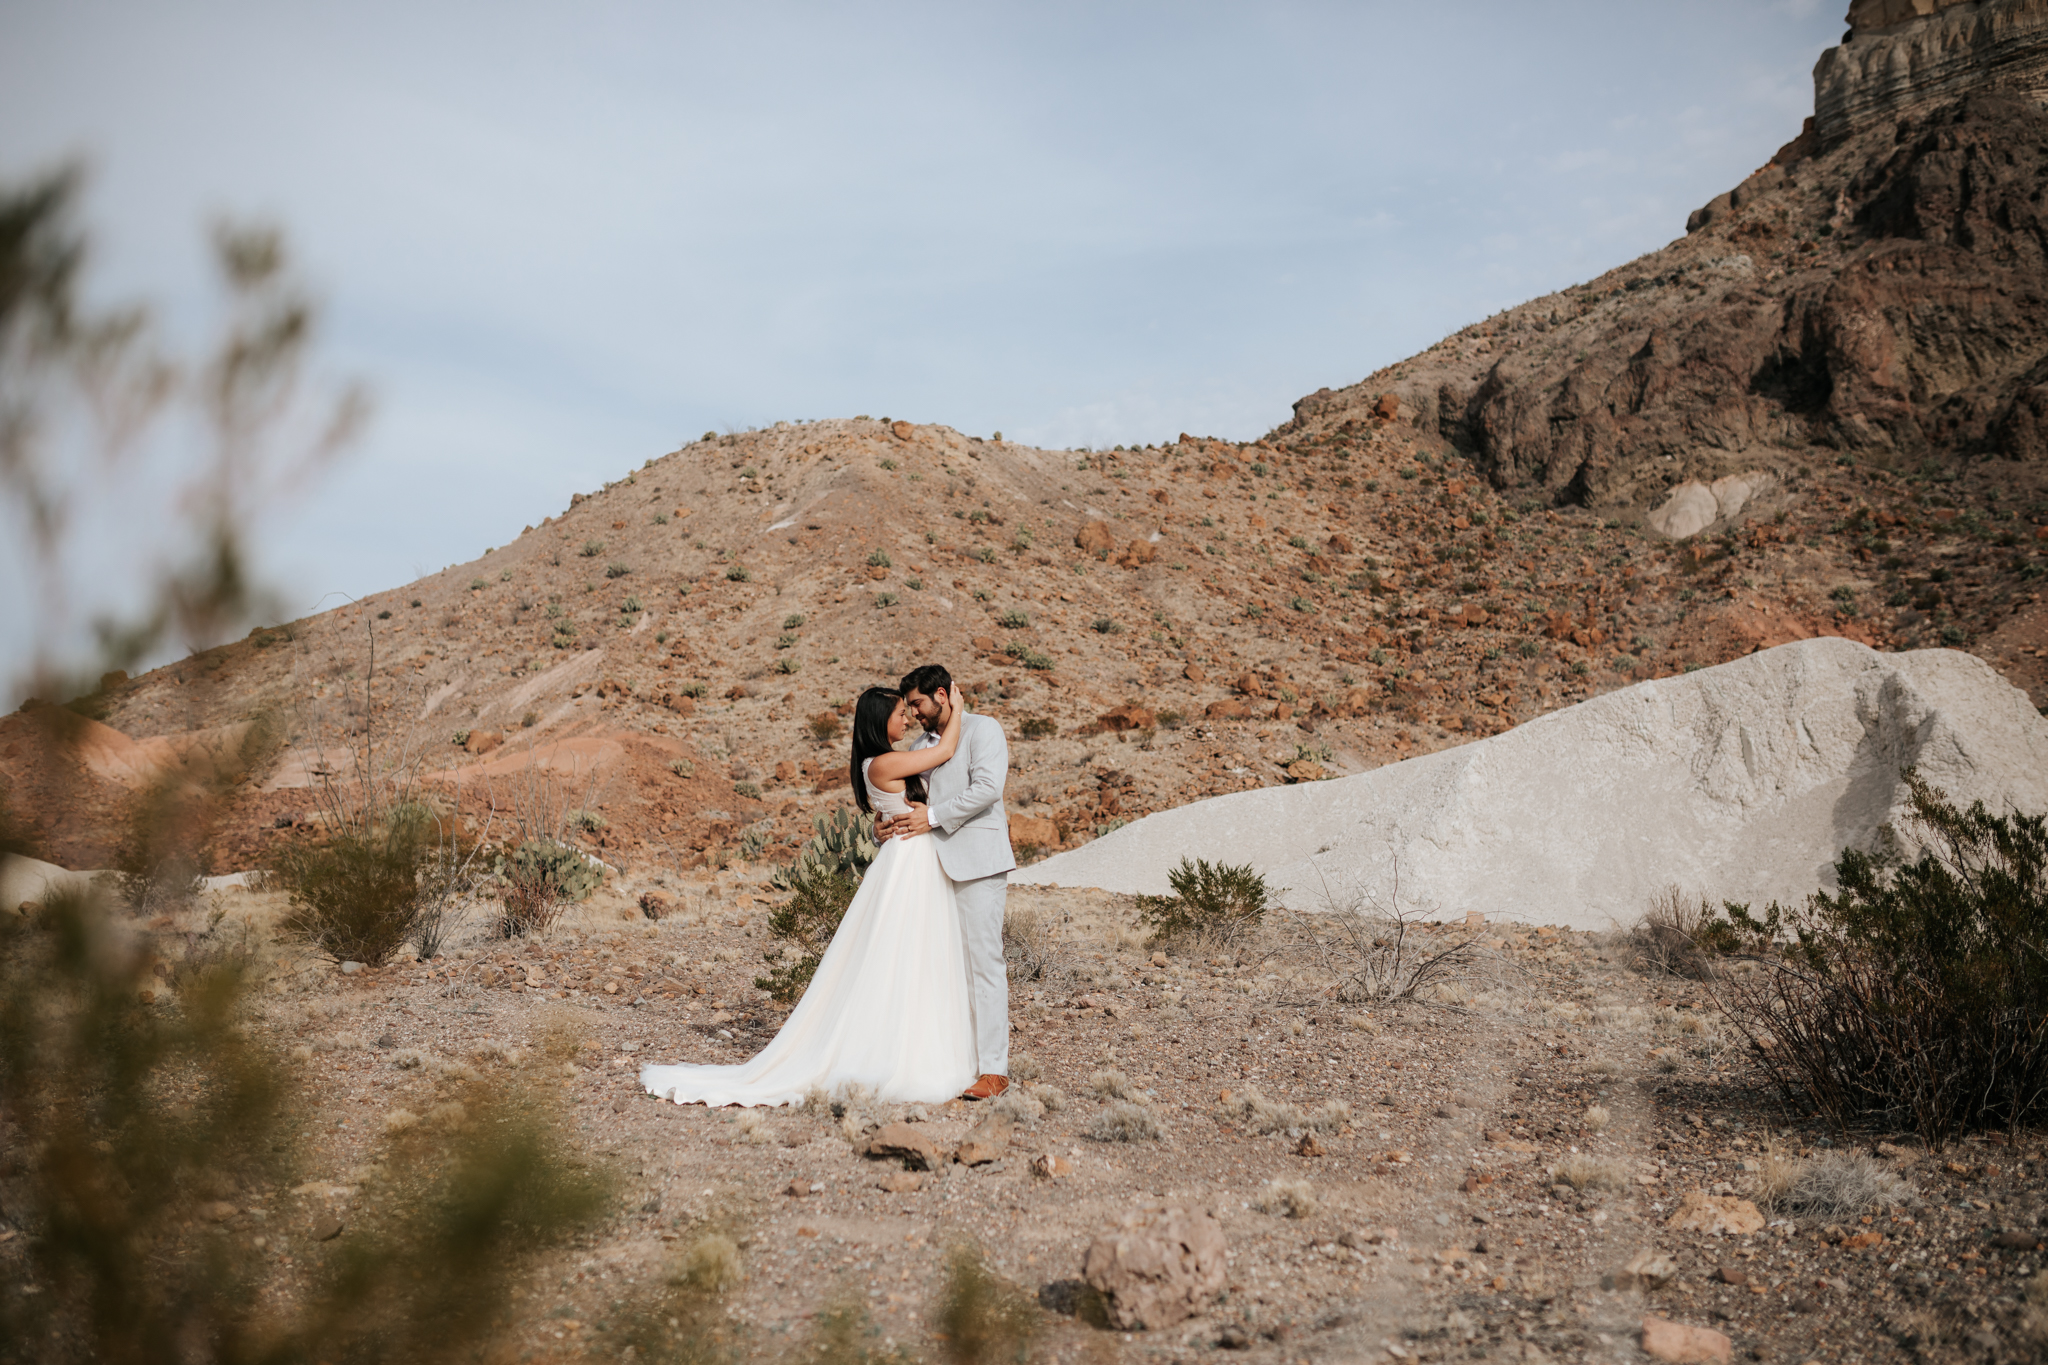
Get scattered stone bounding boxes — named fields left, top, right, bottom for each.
left=1711, top=1266, right=1749, bottom=1286
left=1991, top=1229, right=2044, bottom=1251
left=1294, top=1133, right=1325, bottom=1158
left=339, top=962, right=365, bottom=975
left=1639, top=1315, right=1731, bottom=1364
left=863, top=1121, right=942, bottom=1171
left=1605, top=1250, right=1679, bottom=1292
left=638, top=889, right=672, bottom=920
left=1665, top=1191, right=1766, bottom=1236
left=197, top=1201, right=238, bottom=1223
left=1029, top=1152, right=1072, bottom=1179
left=311, top=1218, right=344, bottom=1242
left=954, top=1112, right=1014, bottom=1166
left=1082, top=1206, right=1229, bottom=1331
left=1075, top=521, right=1116, bottom=555
left=873, top=1171, right=926, bottom=1194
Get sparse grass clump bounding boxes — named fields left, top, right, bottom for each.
left=1550, top=1154, right=1627, bottom=1191
left=1136, top=857, right=1273, bottom=946
left=1019, top=716, right=1058, bottom=739
left=934, top=1243, right=1039, bottom=1365
left=1757, top=1150, right=1912, bottom=1215
left=1255, top=1179, right=1319, bottom=1219
left=1220, top=1087, right=1350, bottom=1135
left=1084, top=1102, right=1161, bottom=1142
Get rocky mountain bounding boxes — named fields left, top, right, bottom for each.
left=4, top=2, right=2046, bottom=882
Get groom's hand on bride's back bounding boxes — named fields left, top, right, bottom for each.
left=878, top=803, right=933, bottom=840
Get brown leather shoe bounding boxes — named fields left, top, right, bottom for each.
left=960, top=1074, right=1009, bottom=1101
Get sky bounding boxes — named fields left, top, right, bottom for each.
left=0, top=0, right=1845, bottom=691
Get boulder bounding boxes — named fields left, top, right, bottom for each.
left=637, top=890, right=671, bottom=921
left=1081, top=1206, right=1229, bottom=1330
left=1075, top=521, right=1116, bottom=555
left=1097, top=703, right=1156, bottom=732
left=1204, top=699, right=1250, bottom=721
left=1665, top=1192, right=1766, bottom=1236
left=862, top=1121, right=942, bottom=1171
left=1605, top=1249, right=1679, bottom=1291
left=1639, top=1316, right=1731, bottom=1364
left=1016, top=639, right=2048, bottom=932
left=1373, top=393, right=1400, bottom=421
left=1009, top=814, right=1059, bottom=849
left=1647, top=472, right=1771, bottom=540
left=464, top=729, right=504, bottom=756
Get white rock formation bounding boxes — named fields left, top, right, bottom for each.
left=1646, top=472, right=1772, bottom=539
left=1015, top=639, right=2048, bottom=931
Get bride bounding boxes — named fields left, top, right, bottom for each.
left=640, top=685, right=978, bottom=1107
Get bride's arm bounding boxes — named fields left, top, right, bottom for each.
left=866, top=694, right=967, bottom=782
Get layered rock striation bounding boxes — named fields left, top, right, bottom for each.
left=1819, top=0, right=2048, bottom=147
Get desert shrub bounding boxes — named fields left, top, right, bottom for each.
left=733, top=779, right=762, bottom=799
left=775, top=657, right=801, bottom=675
left=1136, top=857, right=1273, bottom=945
left=604, top=561, right=630, bottom=579
left=725, top=564, right=750, bottom=582
left=275, top=810, right=452, bottom=966
left=1092, top=617, right=1121, bottom=634
left=799, top=1298, right=915, bottom=1365
left=1002, top=906, right=1070, bottom=984
left=1085, top=1102, right=1161, bottom=1142
left=1620, top=885, right=1755, bottom=979
left=866, top=549, right=891, bottom=568
left=493, top=837, right=600, bottom=936
left=758, top=809, right=878, bottom=1004
left=873, top=592, right=898, bottom=609
left=680, top=681, right=707, bottom=698
left=808, top=711, right=843, bottom=743
left=1003, top=641, right=1054, bottom=670
left=567, top=808, right=606, bottom=833
left=1719, top=774, right=2048, bottom=1148
left=934, top=1243, right=1039, bottom=1365
left=581, top=539, right=603, bottom=557
left=1756, top=1150, right=1911, bottom=1215
left=1278, top=863, right=1484, bottom=1003
left=783, top=613, right=805, bottom=629
left=1157, top=709, right=1185, bottom=729
left=1019, top=716, right=1057, bottom=739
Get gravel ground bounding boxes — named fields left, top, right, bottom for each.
left=34, top=873, right=2045, bottom=1365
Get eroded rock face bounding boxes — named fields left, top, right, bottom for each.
left=1820, top=0, right=2048, bottom=147
left=1081, top=1206, right=1228, bottom=1330
left=1276, top=12, right=2048, bottom=519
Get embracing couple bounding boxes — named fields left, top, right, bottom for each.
left=640, top=664, right=1015, bottom=1107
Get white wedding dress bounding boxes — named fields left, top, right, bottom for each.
left=640, top=761, right=979, bottom=1107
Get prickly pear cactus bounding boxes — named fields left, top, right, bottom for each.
left=772, top=807, right=878, bottom=891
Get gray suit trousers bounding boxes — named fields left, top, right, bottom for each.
left=953, top=870, right=1009, bottom=1076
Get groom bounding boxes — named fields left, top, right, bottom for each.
left=878, top=664, right=1016, bottom=1100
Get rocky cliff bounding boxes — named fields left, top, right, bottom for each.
left=1279, top=8, right=2048, bottom=530
left=1821, top=0, right=2048, bottom=146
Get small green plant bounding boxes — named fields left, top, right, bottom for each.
left=1288, top=534, right=1309, bottom=549
left=776, top=632, right=799, bottom=650
left=452, top=729, right=471, bottom=746
left=775, top=657, right=801, bottom=675
left=758, top=809, right=880, bottom=1004
left=867, top=549, right=892, bottom=568
left=1003, top=642, right=1055, bottom=670
left=1517, top=639, right=1539, bottom=659
left=623, top=594, right=642, bottom=613
left=581, top=539, right=603, bottom=557
left=568, top=808, right=607, bottom=833
left=808, top=711, right=844, bottom=743
left=725, top=564, right=751, bottom=582
left=1019, top=716, right=1058, bottom=739
left=1092, top=617, right=1122, bottom=634
left=905, top=577, right=924, bottom=590
left=680, top=682, right=707, bottom=698
left=410, top=597, right=422, bottom=607
left=874, top=592, right=899, bottom=608
left=734, top=780, right=762, bottom=800
left=494, top=837, right=601, bottom=935
left=1135, top=857, right=1275, bottom=945
left=669, top=759, right=695, bottom=777
left=376, top=609, right=391, bottom=620
left=783, top=612, right=805, bottom=629
left=878, top=458, right=897, bottom=471
left=934, top=1243, right=1040, bottom=1365
left=470, top=577, right=486, bottom=590
left=1290, top=596, right=1316, bottom=614
left=653, top=510, right=668, bottom=524
left=977, top=547, right=996, bottom=564
left=1158, top=709, right=1185, bottom=729
left=998, top=609, right=1030, bottom=629
left=605, top=562, right=630, bottom=579
left=654, top=630, right=668, bottom=643
left=1570, top=659, right=1589, bottom=675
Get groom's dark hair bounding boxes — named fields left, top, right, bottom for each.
left=899, top=664, right=952, bottom=700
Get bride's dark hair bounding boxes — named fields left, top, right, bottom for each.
left=848, top=686, right=926, bottom=814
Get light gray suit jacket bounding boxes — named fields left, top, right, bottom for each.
left=915, top=712, right=1016, bottom=882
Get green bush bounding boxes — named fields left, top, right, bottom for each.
left=1003, top=642, right=1054, bottom=670
left=1720, top=774, right=2048, bottom=1149
left=605, top=562, right=630, bottom=579
left=1136, top=857, right=1274, bottom=945
left=493, top=837, right=601, bottom=936
left=782, top=613, right=805, bottom=629
left=867, top=549, right=891, bottom=568
left=274, top=811, right=444, bottom=965
left=1092, top=617, right=1122, bottom=634
left=874, top=593, right=898, bottom=609
left=580, top=540, right=603, bottom=557
left=725, top=564, right=751, bottom=582
left=997, top=609, right=1030, bottom=629
left=758, top=810, right=879, bottom=1004
left=774, top=657, right=801, bottom=675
